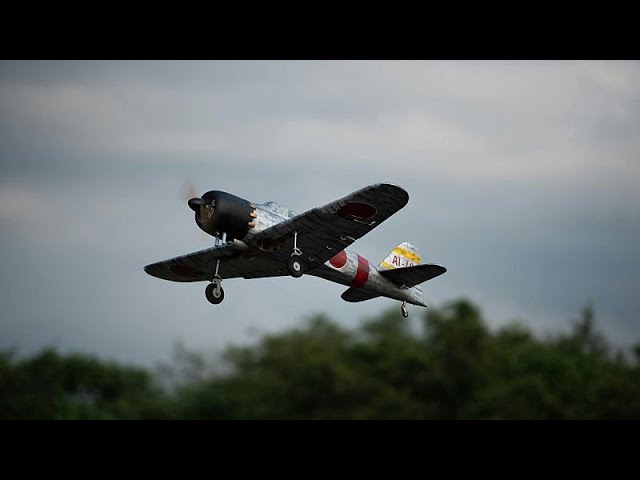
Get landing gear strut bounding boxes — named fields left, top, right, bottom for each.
left=400, top=302, right=409, bottom=318
left=287, top=231, right=306, bottom=278
left=206, top=258, right=225, bottom=304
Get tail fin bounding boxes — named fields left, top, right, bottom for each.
left=378, top=241, right=421, bottom=270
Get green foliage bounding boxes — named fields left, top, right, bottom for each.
left=0, top=348, right=172, bottom=419
left=167, top=299, right=640, bottom=419
left=2, top=299, right=639, bottom=419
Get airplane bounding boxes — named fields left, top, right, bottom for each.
left=144, top=183, right=446, bottom=318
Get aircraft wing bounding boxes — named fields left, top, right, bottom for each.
left=144, top=242, right=289, bottom=283
left=251, top=183, right=409, bottom=266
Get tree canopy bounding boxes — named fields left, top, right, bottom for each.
left=2, top=299, right=639, bottom=419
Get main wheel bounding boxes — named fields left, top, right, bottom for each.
left=401, top=304, right=409, bottom=318
left=287, top=256, right=306, bottom=278
left=205, top=283, right=225, bottom=304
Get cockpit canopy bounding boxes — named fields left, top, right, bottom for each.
left=261, top=201, right=297, bottom=219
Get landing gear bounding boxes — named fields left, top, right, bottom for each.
left=400, top=302, right=409, bottom=318
left=287, top=231, right=306, bottom=278
left=287, top=256, right=306, bottom=278
left=205, top=281, right=224, bottom=304
left=206, top=258, right=225, bottom=304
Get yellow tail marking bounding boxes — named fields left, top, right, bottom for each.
left=380, top=260, right=394, bottom=270
left=392, top=247, right=421, bottom=263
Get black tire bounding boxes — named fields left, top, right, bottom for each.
left=287, top=256, right=305, bottom=278
left=205, top=283, right=225, bottom=304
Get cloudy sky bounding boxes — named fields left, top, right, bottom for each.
left=1, top=60, right=639, bottom=366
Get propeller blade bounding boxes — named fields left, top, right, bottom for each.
left=183, top=180, right=198, bottom=202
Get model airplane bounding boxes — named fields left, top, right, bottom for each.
left=144, top=183, right=446, bottom=317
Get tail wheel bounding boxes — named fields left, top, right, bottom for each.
left=205, top=283, right=225, bottom=304
left=401, top=303, right=408, bottom=318
left=287, top=256, right=306, bottom=278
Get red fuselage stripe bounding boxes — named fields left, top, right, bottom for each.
left=351, top=254, right=370, bottom=288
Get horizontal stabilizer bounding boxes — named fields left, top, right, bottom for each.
left=341, top=288, right=380, bottom=303
left=378, top=264, right=446, bottom=289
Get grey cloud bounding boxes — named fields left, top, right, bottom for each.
left=1, top=60, right=639, bottom=366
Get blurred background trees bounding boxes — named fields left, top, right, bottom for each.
left=2, top=298, right=639, bottom=419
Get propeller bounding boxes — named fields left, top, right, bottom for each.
left=182, top=180, right=214, bottom=242
left=183, top=179, right=198, bottom=202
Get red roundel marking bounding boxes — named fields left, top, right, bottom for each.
left=329, top=250, right=347, bottom=269
left=170, top=264, right=204, bottom=278
left=337, top=202, right=377, bottom=221
left=350, top=254, right=370, bottom=288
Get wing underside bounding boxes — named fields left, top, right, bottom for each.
left=249, top=183, right=409, bottom=268
left=145, top=183, right=410, bottom=283
left=144, top=243, right=288, bottom=283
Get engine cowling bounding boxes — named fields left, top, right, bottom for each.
left=188, top=190, right=256, bottom=241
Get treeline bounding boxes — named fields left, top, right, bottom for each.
left=2, top=299, right=639, bottom=419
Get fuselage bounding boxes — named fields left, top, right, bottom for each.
left=241, top=201, right=425, bottom=306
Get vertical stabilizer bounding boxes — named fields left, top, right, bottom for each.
left=378, top=242, right=421, bottom=270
